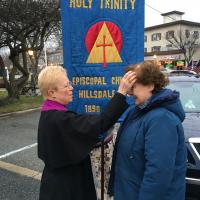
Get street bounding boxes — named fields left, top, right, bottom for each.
left=0, top=111, right=198, bottom=200
left=0, top=111, right=43, bottom=200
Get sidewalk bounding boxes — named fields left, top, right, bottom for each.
left=0, top=88, right=6, bottom=91
left=0, top=107, right=40, bottom=118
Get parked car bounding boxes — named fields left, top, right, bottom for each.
left=167, top=74, right=200, bottom=199
left=169, top=70, right=197, bottom=76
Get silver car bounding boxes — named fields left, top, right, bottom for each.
left=168, top=74, right=200, bottom=199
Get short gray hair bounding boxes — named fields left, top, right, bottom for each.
left=38, top=66, right=67, bottom=97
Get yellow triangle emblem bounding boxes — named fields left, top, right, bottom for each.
left=86, top=22, right=122, bottom=67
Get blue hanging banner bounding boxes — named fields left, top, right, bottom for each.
left=60, top=0, right=144, bottom=114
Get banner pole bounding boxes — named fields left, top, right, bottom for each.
left=101, top=141, right=105, bottom=200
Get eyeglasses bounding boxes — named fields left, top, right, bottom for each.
left=57, top=81, right=73, bottom=90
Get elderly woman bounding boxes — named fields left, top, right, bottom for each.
left=37, top=65, right=136, bottom=200
left=108, top=61, right=187, bottom=200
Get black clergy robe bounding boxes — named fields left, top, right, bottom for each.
left=38, top=93, right=128, bottom=200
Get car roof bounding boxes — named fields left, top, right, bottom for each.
left=168, top=74, right=200, bottom=82
left=169, top=70, right=197, bottom=75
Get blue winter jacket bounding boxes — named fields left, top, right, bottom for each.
left=108, top=89, right=187, bottom=200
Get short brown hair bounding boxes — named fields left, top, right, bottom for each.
left=126, top=61, right=169, bottom=93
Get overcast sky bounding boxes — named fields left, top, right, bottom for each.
left=145, top=0, right=199, bottom=27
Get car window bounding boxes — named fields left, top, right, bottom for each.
left=167, top=81, right=200, bottom=112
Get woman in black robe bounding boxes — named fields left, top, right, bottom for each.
left=37, top=65, right=136, bottom=200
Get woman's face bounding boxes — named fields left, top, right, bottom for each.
left=50, top=74, right=73, bottom=105
left=130, top=82, right=154, bottom=105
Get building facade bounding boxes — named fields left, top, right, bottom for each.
left=144, top=11, right=200, bottom=69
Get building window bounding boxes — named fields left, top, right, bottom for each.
left=144, top=48, right=147, bottom=52
left=193, top=31, right=199, bottom=39
left=185, top=29, right=190, bottom=38
left=166, top=31, right=174, bottom=39
left=144, top=35, right=147, bottom=42
left=166, top=44, right=172, bottom=48
left=166, top=44, right=173, bottom=50
left=151, top=33, right=161, bottom=41
left=151, top=46, right=161, bottom=52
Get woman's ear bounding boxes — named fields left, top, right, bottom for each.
left=47, top=89, right=56, bottom=99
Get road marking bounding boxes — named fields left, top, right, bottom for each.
left=0, top=161, right=41, bottom=180
left=0, top=143, right=37, bottom=159
left=0, top=143, right=41, bottom=180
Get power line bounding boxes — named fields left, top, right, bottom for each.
left=145, top=3, right=177, bottom=22
left=145, top=3, right=162, bottom=15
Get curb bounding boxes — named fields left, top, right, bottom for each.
left=0, top=107, right=40, bottom=118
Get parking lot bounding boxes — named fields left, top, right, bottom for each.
left=0, top=111, right=43, bottom=200
left=0, top=110, right=199, bottom=200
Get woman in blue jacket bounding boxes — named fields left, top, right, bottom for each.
left=108, top=61, right=187, bottom=200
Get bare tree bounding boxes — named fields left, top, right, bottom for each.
left=166, top=29, right=200, bottom=65
left=0, top=0, right=60, bottom=103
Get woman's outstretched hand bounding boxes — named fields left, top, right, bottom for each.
left=117, top=71, right=136, bottom=96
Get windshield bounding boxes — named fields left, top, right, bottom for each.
left=167, top=81, right=200, bottom=112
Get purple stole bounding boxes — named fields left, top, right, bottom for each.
left=41, top=100, right=67, bottom=112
